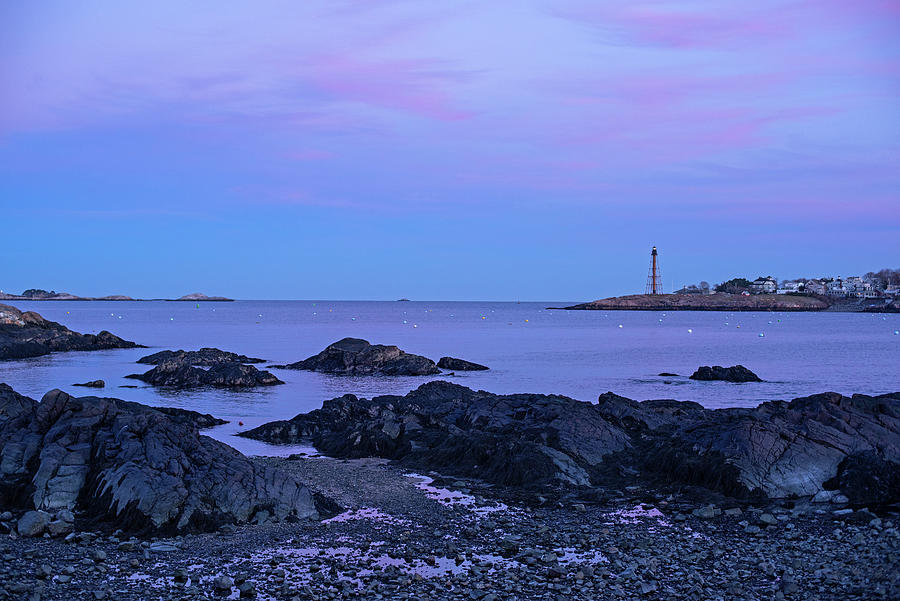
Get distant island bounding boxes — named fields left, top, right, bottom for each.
left=0, top=289, right=233, bottom=302
left=551, top=293, right=876, bottom=312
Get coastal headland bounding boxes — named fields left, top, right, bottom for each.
left=0, top=290, right=233, bottom=302
left=553, top=293, right=857, bottom=312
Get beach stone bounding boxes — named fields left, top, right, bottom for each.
left=759, top=513, right=778, bottom=526
left=17, top=511, right=50, bottom=537
left=694, top=505, right=720, bottom=519
left=213, top=575, right=233, bottom=593
left=46, top=519, right=73, bottom=537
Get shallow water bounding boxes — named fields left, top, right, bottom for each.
left=1, top=300, right=897, bottom=455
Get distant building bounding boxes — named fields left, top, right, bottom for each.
left=776, top=280, right=804, bottom=295
left=826, top=278, right=848, bottom=297
left=750, top=276, right=777, bottom=294
left=885, top=285, right=900, bottom=297
left=805, top=279, right=826, bottom=295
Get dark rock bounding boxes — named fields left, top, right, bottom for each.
left=658, top=372, right=679, bottom=377
left=153, top=406, right=229, bottom=429
left=689, top=365, right=762, bottom=382
left=437, top=357, right=489, bottom=371
left=73, top=380, right=105, bottom=388
left=242, top=382, right=900, bottom=505
left=0, top=303, right=141, bottom=361
left=650, top=391, right=900, bottom=501
left=273, top=337, right=439, bottom=376
left=127, top=358, right=283, bottom=389
left=823, top=450, right=900, bottom=507
left=241, top=380, right=632, bottom=488
left=137, top=348, right=264, bottom=366
left=0, top=387, right=321, bottom=534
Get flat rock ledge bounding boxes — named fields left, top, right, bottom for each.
left=0, top=384, right=321, bottom=535
left=437, top=356, right=489, bottom=371
left=241, top=381, right=900, bottom=507
left=127, top=357, right=283, bottom=388
left=0, top=303, right=141, bottom=360
left=690, top=365, right=762, bottom=382
left=137, top=347, right=265, bottom=365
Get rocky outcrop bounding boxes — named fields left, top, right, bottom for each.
left=137, top=348, right=264, bottom=366
left=0, top=303, right=141, bottom=360
left=274, top=338, right=440, bottom=376
left=175, top=293, right=234, bottom=302
left=554, top=293, right=828, bottom=312
left=127, top=357, right=283, bottom=388
left=73, top=380, right=105, bottom=388
left=242, top=381, right=632, bottom=488
left=242, top=382, right=900, bottom=505
left=689, top=365, right=762, bottom=382
left=0, top=386, right=320, bottom=534
left=437, top=357, right=489, bottom=371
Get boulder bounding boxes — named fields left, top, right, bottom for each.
left=73, top=380, right=105, bottom=388
left=689, top=365, right=762, bottom=382
left=137, top=348, right=264, bottom=366
left=437, top=357, right=489, bottom=371
left=0, top=387, right=321, bottom=534
left=127, top=358, right=283, bottom=389
left=0, top=303, right=141, bottom=360
left=17, top=510, right=50, bottom=537
left=273, top=338, right=439, bottom=376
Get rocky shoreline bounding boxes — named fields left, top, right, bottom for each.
left=0, top=456, right=896, bottom=600
left=0, top=303, right=141, bottom=360
left=241, top=381, right=900, bottom=508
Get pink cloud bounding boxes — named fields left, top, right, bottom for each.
left=303, top=55, right=473, bottom=121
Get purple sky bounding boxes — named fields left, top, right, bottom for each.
left=1, top=1, right=898, bottom=300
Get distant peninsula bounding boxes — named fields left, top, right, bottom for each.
left=0, top=289, right=233, bottom=302
left=551, top=293, right=829, bottom=311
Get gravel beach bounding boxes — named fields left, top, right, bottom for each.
left=2, top=456, right=897, bottom=601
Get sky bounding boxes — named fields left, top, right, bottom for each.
left=1, top=1, right=898, bottom=301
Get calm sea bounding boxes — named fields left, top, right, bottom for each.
left=1, top=300, right=898, bottom=455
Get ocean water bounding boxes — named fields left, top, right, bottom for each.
left=1, top=300, right=898, bottom=455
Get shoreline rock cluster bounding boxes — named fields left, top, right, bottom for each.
left=272, top=337, right=489, bottom=376
left=0, top=384, right=323, bottom=536
left=128, top=347, right=283, bottom=388
left=0, top=303, right=141, bottom=360
left=689, top=364, right=763, bottom=382
left=242, top=381, right=900, bottom=508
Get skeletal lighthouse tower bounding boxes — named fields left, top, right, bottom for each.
left=645, top=246, right=662, bottom=295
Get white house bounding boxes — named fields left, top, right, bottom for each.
left=804, top=279, right=826, bottom=295
left=750, top=276, right=777, bottom=294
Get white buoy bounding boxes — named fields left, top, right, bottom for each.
left=759, top=332, right=765, bottom=337
left=618, top=324, right=623, bottom=328
left=687, top=329, right=693, bottom=333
